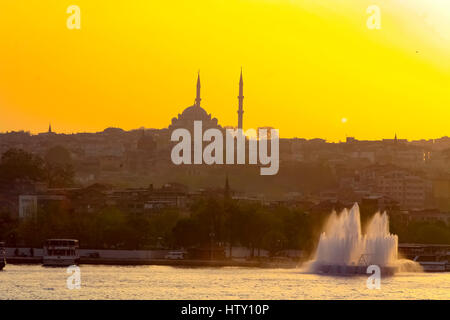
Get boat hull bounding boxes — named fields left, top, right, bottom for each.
left=42, top=257, right=79, bottom=267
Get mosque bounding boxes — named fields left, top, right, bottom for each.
left=168, top=71, right=244, bottom=133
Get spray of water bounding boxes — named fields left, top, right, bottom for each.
left=305, top=203, right=421, bottom=274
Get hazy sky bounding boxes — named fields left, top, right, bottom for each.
left=0, top=0, right=449, bottom=141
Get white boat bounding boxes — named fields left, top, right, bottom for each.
left=43, top=239, right=80, bottom=267
left=0, top=242, right=6, bottom=271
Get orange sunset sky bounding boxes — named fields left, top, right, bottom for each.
left=0, top=0, right=449, bottom=141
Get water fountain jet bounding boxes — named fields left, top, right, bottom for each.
left=306, top=203, right=418, bottom=275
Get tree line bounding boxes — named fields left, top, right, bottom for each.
left=3, top=196, right=450, bottom=253
left=0, top=147, right=74, bottom=188
left=2, top=195, right=316, bottom=256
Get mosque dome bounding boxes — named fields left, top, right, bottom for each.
left=180, top=105, right=210, bottom=120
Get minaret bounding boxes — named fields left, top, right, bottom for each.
left=237, top=69, right=244, bottom=130
left=48, top=123, right=52, bottom=133
left=195, top=71, right=201, bottom=108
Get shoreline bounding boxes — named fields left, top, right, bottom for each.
left=6, top=257, right=450, bottom=273
left=5, top=256, right=301, bottom=269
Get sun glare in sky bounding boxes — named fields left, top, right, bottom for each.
left=0, top=0, right=449, bottom=141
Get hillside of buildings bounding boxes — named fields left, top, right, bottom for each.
left=1, top=128, right=450, bottom=251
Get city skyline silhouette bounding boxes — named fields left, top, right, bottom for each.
left=0, top=1, right=449, bottom=141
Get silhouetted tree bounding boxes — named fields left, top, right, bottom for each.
left=45, top=145, right=72, bottom=166
left=45, top=162, right=75, bottom=188
left=0, top=148, right=45, bottom=182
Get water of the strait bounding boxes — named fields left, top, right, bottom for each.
left=1, top=264, right=449, bottom=299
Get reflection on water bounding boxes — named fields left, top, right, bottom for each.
left=1, top=264, right=450, bottom=300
